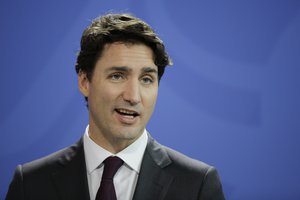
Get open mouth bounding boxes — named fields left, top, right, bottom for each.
left=115, top=108, right=139, bottom=118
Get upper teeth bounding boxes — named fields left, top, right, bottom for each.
left=118, top=109, right=135, bottom=115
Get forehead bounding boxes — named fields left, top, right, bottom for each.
left=95, top=42, right=156, bottom=70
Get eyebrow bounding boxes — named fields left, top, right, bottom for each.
left=142, top=67, right=157, bottom=74
left=106, top=66, right=157, bottom=74
left=106, top=66, right=131, bottom=73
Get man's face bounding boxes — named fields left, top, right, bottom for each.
left=78, top=42, right=158, bottom=152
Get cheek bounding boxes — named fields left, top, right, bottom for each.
left=93, top=83, right=119, bottom=100
left=144, top=90, right=158, bottom=111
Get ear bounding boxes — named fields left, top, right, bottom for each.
left=78, top=70, right=90, bottom=97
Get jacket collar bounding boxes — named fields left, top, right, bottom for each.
left=132, top=134, right=174, bottom=200
left=51, top=138, right=90, bottom=200
left=50, top=134, right=174, bottom=200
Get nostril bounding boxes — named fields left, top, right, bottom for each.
left=124, top=98, right=140, bottom=106
left=122, top=92, right=141, bottom=105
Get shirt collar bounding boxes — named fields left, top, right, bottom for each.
left=83, top=125, right=148, bottom=174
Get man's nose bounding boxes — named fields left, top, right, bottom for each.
left=122, top=80, right=141, bottom=105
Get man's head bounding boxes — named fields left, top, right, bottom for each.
left=76, top=13, right=172, bottom=153
left=75, top=13, right=172, bottom=83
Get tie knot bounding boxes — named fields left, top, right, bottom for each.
left=102, top=157, right=124, bottom=179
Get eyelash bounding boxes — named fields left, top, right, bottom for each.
left=108, top=73, right=155, bottom=84
left=110, top=73, right=124, bottom=81
left=141, top=76, right=154, bottom=84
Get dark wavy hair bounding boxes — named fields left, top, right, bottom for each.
left=75, top=13, right=172, bottom=82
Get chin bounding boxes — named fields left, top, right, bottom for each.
left=114, top=127, right=143, bottom=140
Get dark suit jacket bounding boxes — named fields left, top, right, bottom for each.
left=6, top=135, right=225, bottom=200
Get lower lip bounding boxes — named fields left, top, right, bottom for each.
left=115, top=112, right=139, bottom=125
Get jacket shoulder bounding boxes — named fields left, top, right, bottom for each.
left=163, top=145, right=212, bottom=174
left=21, top=139, right=83, bottom=174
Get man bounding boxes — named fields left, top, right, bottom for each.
left=6, top=13, right=225, bottom=200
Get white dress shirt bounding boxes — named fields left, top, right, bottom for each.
left=83, top=125, right=148, bottom=200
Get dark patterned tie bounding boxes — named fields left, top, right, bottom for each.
left=95, top=157, right=124, bottom=200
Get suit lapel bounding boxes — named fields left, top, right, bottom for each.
left=132, top=135, right=174, bottom=200
left=51, top=139, right=90, bottom=200
left=49, top=135, right=173, bottom=200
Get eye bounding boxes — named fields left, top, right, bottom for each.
left=110, top=73, right=124, bottom=81
left=141, top=76, right=154, bottom=85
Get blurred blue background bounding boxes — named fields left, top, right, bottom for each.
left=1, top=0, right=300, bottom=199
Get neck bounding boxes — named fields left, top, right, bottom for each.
left=88, top=125, right=140, bottom=154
